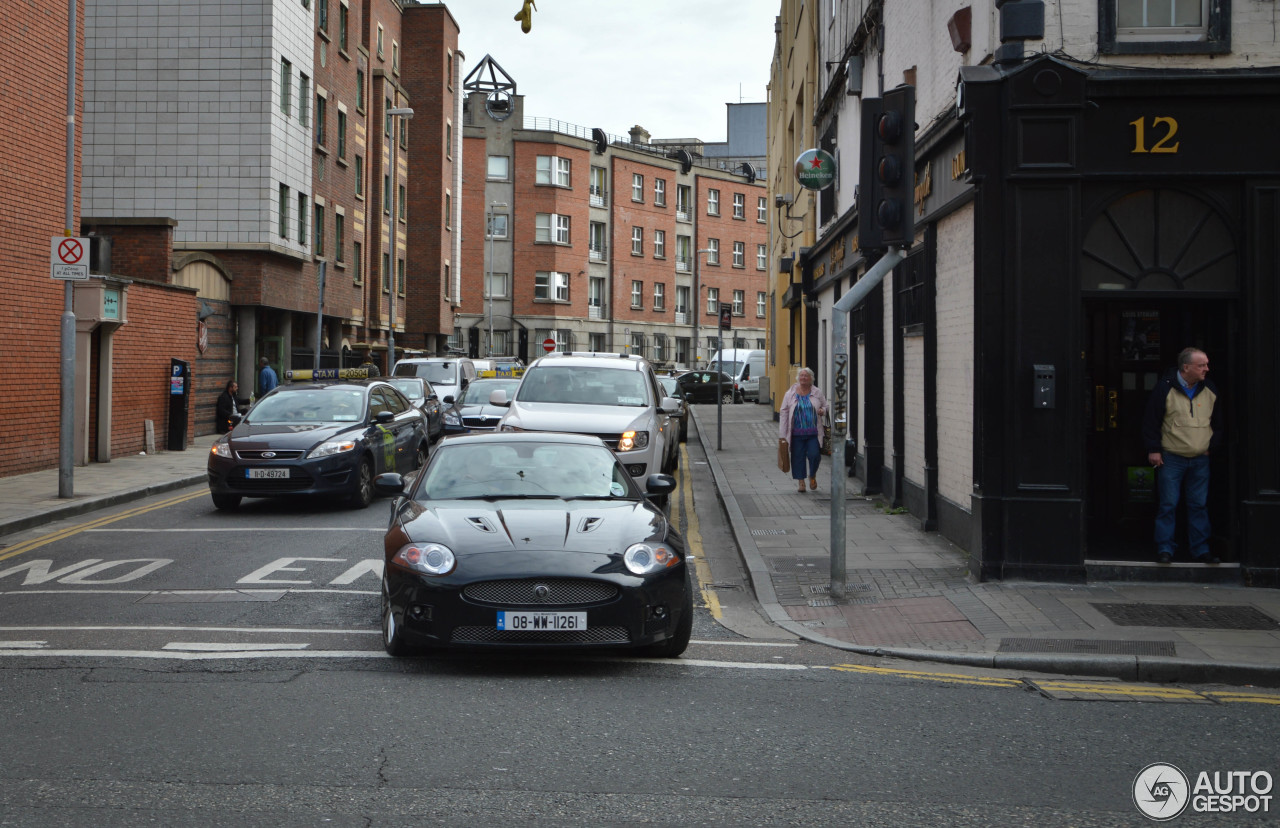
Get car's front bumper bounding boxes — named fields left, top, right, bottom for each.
left=207, top=452, right=364, bottom=499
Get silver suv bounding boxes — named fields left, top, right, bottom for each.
left=491, top=353, right=682, bottom=485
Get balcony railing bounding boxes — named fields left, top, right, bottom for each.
left=675, top=312, right=688, bottom=324
left=675, top=256, right=691, bottom=273
left=676, top=208, right=691, bottom=222
left=589, top=245, right=606, bottom=261
left=589, top=304, right=603, bottom=319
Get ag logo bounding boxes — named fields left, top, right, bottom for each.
left=1134, top=763, right=1190, bottom=821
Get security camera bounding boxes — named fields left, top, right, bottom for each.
left=775, top=193, right=794, bottom=208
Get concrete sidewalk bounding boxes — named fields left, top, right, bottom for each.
left=688, top=402, right=1280, bottom=687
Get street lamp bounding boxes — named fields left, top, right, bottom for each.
left=385, top=106, right=413, bottom=373
left=692, top=247, right=714, bottom=369
left=487, top=201, right=508, bottom=356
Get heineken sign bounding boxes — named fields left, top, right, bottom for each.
left=794, top=148, right=836, bottom=190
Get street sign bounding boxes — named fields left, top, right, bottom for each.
left=719, top=303, right=733, bottom=331
left=542, top=337, right=556, bottom=352
left=51, top=236, right=90, bottom=280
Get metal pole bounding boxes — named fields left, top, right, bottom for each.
left=313, top=260, right=326, bottom=371
left=692, top=252, right=700, bottom=369
left=487, top=203, right=494, bottom=357
left=386, top=119, right=397, bottom=374
left=829, top=246, right=903, bottom=598
left=716, top=314, right=723, bottom=451
left=59, top=0, right=78, bottom=498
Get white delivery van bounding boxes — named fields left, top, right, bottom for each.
left=709, top=349, right=766, bottom=402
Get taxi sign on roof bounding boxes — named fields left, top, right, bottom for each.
left=479, top=366, right=525, bottom=378
left=285, top=368, right=370, bottom=382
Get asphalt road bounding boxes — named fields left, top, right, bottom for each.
left=0, top=434, right=1276, bottom=826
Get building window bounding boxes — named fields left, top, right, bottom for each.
left=319, top=0, right=328, bottom=31
left=314, top=203, right=325, bottom=257
left=392, top=41, right=399, bottom=75
left=589, top=332, right=606, bottom=352
left=337, top=110, right=347, bottom=159
left=377, top=25, right=384, bottom=59
left=676, top=184, right=692, bottom=220
left=338, top=3, right=348, bottom=51
left=707, top=189, right=720, bottom=215
left=487, top=155, right=509, bottom=179
left=315, top=94, right=326, bottom=145
left=631, top=226, right=643, bottom=256
left=399, top=184, right=406, bottom=220
left=298, top=75, right=309, bottom=126
left=446, top=51, right=453, bottom=87
left=485, top=272, right=508, bottom=299
left=757, top=291, right=767, bottom=317
left=758, top=196, right=767, bottom=222
left=399, top=118, right=407, bottom=149
left=676, top=235, right=691, bottom=272
left=278, top=184, right=289, bottom=238
left=757, top=244, right=767, bottom=270
left=356, top=69, right=365, bottom=112
left=707, top=238, right=720, bottom=265
left=631, top=332, right=645, bottom=357
left=297, top=193, right=307, bottom=245
left=588, top=277, right=604, bottom=316
left=443, top=263, right=450, bottom=300
left=732, top=241, right=744, bottom=268
left=535, top=271, right=570, bottom=302
left=654, top=178, right=666, bottom=206
left=335, top=212, right=345, bottom=262
left=382, top=253, right=390, bottom=292
left=631, top=280, right=643, bottom=309
left=487, top=213, right=508, bottom=239
left=589, top=221, right=606, bottom=260
left=535, top=213, right=570, bottom=245
left=280, top=59, right=291, bottom=115
left=354, top=155, right=363, bottom=196
left=590, top=166, right=606, bottom=206
left=536, top=155, right=571, bottom=187
left=632, top=173, right=644, bottom=202
left=653, top=282, right=665, bottom=311
left=653, top=229, right=665, bottom=259
left=733, top=290, right=744, bottom=315
left=706, top=287, right=719, bottom=315
left=383, top=174, right=391, bottom=214
left=384, top=97, right=392, bottom=136
left=397, top=258, right=405, bottom=295
left=733, top=192, right=745, bottom=219
left=676, top=285, right=689, bottom=316
left=353, top=240, right=363, bottom=284
left=1101, top=0, right=1227, bottom=54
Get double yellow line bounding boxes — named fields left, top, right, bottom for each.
left=676, top=443, right=721, bottom=619
left=0, top=490, right=208, bottom=564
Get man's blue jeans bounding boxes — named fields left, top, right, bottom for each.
left=1155, top=452, right=1211, bottom=559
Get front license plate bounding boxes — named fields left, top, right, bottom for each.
left=497, top=611, right=587, bottom=631
left=247, top=468, right=289, bottom=479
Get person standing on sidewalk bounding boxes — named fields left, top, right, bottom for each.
left=1143, top=347, right=1222, bottom=564
left=779, top=367, right=828, bottom=493
left=215, top=380, right=239, bottom=434
left=258, top=357, right=279, bottom=397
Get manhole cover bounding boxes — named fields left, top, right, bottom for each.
left=998, top=638, right=1177, bottom=657
left=1090, top=603, right=1280, bottom=630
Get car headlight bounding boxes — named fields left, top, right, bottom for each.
left=308, top=439, right=358, bottom=459
left=617, top=430, right=650, bottom=452
left=211, top=441, right=232, bottom=458
left=499, top=424, right=524, bottom=433
left=623, top=542, right=679, bottom=575
left=392, top=543, right=456, bottom=576
left=444, top=409, right=462, bottom=426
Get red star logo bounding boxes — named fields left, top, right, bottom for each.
left=810, top=156, right=825, bottom=169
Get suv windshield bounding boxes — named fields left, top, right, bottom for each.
left=516, top=365, right=650, bottom=407
left=249, top=388, right=366, bottom=424
left=399, top=362, right=457, bottom=386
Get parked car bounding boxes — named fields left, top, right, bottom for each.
left=709, top=349, right=765, bottom=402
left=471, top=357, right=525, bottom=378
left=385, top=376, right=445, bottom=443
left=489, top=353, right=683, bottom=489
left=207, top=379, right=429, bottom=510
left=374, top=432, right=690, bottom=657
left=442, top=377, right=523, bottom=435
left=392, top=357, right=477, bottom=405
left=657, top=376, right=688, bottom=443
left=676, top=370, right=743, bottom=405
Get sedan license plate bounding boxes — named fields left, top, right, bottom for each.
left=497, top=611, right=587, bottom=631
left=247, top=468, right=289, bottom=479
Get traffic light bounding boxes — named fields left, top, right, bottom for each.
left=858, top=85, right=916, bottom=250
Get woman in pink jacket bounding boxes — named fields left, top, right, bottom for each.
left=778, top=367, right=828, bottom=493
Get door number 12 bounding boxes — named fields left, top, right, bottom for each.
left=1129, top=116, right=1180, bottom=154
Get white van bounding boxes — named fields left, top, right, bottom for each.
left=709, top=349, right=766, bottom=402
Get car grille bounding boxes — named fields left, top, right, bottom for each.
left=463, top=578, right=620, bottom=606
left=461, top=415, right=503, bottom=430
left=226, top=468, right=315, bottom=491
left=450, top=626, right=630, bottom=645
left=236, top=450, right=306, bottom=460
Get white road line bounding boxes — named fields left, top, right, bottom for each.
left=0, top=641, right=47, bottom=649
left=0, top=625, right=380, bottom=635
left=0, top=589, right=379, bottom=597
left=688, top=640, right=798, bottom=648
left=86, top=528, right=383, bottom=532
left=607, top=657, right=809, bottom=670
left=163, top=642, right=310, bottom=651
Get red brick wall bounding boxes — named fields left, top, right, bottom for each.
left=611, top=157, right=682, bottom=326
left=459, top=135, right=488, bottom=318
left=92, top=224, right=174, bottom=282
left=697, top=175, right=769, bottom=329
left=511, top=139, right=592, bottom=319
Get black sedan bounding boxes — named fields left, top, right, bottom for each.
left=676, top=370, right=742, bottom=405
left=208, top=380, right=428, bottom=510
left=441, top=377, right=522, bottom=435
left=375, top=433, right=692, bottom=657
left=386, top=376, right=445, bottom=442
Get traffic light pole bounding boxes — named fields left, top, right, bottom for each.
left=830, top=246, right=903, bottom=599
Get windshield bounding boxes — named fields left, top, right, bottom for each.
left=419, top=442, right=636, bottom=500
left=516, top=365, right=650, bottom=407
left=248, top=388, right=366, bottom=424
left=405, top=362, right=458, bottom=385
left=710, top=360, right=744, bottom=376
left=458, top=378, right=520, bottom=405
left=387, top=378, right=425, bottom=402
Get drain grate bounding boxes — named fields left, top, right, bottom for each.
left=998, top=638, right=1177, bottom=657
left=1090, top=603, right=1280, bottom=630
left=751, top=528, right=791, bottom=536
left=704, top=582, right=742, bottom=591
left=808, top=597, right=836, bottom=608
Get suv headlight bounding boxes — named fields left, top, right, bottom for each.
left=617, top=430, right=649, bottom=452
left=211, top=441, right=232, bottom=458
left=623, top=542, right=679, bottom=575
left=392, top=543, right=456, bottom=576
left=444, top=409, right=462, bottom=426
left=308, top=439, right=358, bottom=458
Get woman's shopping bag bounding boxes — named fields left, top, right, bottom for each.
left=777, top=439, right=791, bottom=473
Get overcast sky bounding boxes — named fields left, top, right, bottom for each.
left=437, top=0, right=778, bottom=142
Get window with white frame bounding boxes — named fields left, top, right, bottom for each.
left=485, top=271, right=508, bottom=299
left=707, top=238, right=720, bottom=264
left=590, top=166, right=606, bottom=206
left=486, top=213, right=508, bottom=239
left=653, top=335, right=666, bottom=362
left=632, top=173, right=644, bottom=202
left=535, top=271, right=570, bottom=301
left=1106, top=0, right=1225, bottom=53
left=589, top=221, right=606, bottom=260
left=676, top=234, right=692, bottom=272
left=733, top=192, right=745, bottom=219
left=757, top=291, right=767, bottom=317
left=653, top=282, right=665, bottom=310
left=758, top=196, right=767, bottom=222
left=631, top=332, right=645, bottom=357
left=653, top=229, right=665, bottom=259
left=675, top=285, right=690, bottom=315
left=535, top=213, right=571, bottom=244
left=757, top=244, right=767, bottom=270
left=487, top=155, right=509, bottom=179
left=631, top=226, right=643, bottom=255
left=588, top=277, right=605, bottom=316
left=676, top=184, right=692, bottom=220
left=554, top=329, right=571, bottom=351
left=536, top=155, right=571, bottom=187
left=706, top=287, right=720, bottom=314
left=732, top=290, right=744, bottom=315
left=707, top=189, right=720, bottom=215
left=732, top=241, right=744, bottom=267
left=631, top=280, right=643, bottom=309
left=654, top=178, right=666, bottom=206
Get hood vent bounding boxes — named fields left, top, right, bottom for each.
left=467, top=517, right=497, bottom=533
left=578, top=516, right=603, bottom=534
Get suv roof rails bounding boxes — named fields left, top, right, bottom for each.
left=541, top=351, right=643, bottom=361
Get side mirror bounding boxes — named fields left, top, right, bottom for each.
left=489, top=389, right=510, bottom=407
left=442, top=395, right=455, bottom=405
left=374, top=472, right=405, bottom=495
left=644, top=473, right=677, bottom=496
left=376, top=410, right=395, bottom=424
left=659, top=396, right=680, bottom=414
